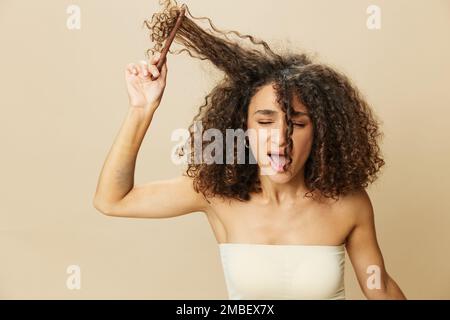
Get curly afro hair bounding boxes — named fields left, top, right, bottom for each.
left=144, top=0, right=385, bottom=202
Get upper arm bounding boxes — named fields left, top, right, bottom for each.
left=344, top=189, right=389, bottom=297
left=96, top=175, right=211, bottom=218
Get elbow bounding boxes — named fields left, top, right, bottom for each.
left=93, top=196, right=114, bottom=216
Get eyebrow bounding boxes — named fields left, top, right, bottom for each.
left=253, top=109, right=309, bottom=117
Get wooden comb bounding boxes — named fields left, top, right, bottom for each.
left=151, top=4, right=186, bottom=79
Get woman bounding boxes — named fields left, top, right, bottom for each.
left=93, top=0, right=406, bottom=300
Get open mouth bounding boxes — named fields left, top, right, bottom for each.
left=267, top=153, right=287, bottom=172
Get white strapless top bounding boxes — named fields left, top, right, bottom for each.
left=219, top=243, right=345, bottom=300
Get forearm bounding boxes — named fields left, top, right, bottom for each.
left=93, top=106, right=156, bottom=209
left=383, top=276, right=406, bottom=299
left=365, top=274, right=406, bottom=300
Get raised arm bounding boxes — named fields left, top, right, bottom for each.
left=345, top=189, right=406, bottom=299
left=93, top=53, right=210, bottom=218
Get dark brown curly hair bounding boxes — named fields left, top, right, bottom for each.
left=144, top=0, right=385, bottom=202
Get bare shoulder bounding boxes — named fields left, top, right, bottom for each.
left=332, top=188, right=374, bottom=227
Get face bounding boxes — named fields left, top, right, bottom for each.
left=246, top=83, right=314, bottom=183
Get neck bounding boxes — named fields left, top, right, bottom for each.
left=258, top=169, right=309, bottom=206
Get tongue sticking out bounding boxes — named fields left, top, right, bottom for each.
left=269, top=154, right=287, bottom=172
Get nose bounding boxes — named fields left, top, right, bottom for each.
left=270, top=120, right=288, bottom=148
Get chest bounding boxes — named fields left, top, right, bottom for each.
left=204, top=197, right=353, bottom=245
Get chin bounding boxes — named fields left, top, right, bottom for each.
left=268, top=174, right=293, bottom=184
left=259, top=165, right=295, bottom=183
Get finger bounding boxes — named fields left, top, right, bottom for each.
left=139, top=60, right=149, bottom=77
left=150, top=52, right=161, bottom=65
left=128, top=63, right=139, bottom=76
left=148, top=64, right=160, bottom=79
left=126, top=63, right=137, bottom=75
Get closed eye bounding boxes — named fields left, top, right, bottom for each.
left=257, top=122, right=273, bottom=125
left=257, top=121, right=306, bottom=128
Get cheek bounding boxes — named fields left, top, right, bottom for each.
left=292, top=131, right=313, bottom=160
left=247, top=127, right=269, bottom=150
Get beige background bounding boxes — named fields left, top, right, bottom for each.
left=1, top=0, right=449, bottom=299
